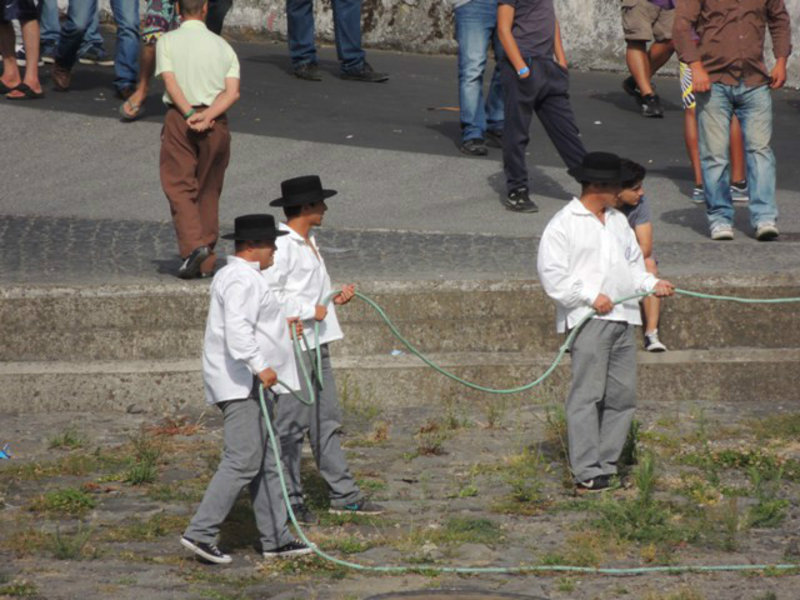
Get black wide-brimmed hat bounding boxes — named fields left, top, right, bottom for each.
left=567, top=152, right=638, bottom=184
left=221, top=214, right=288, bottom=241
left=270, top=175, right=337, bottom=208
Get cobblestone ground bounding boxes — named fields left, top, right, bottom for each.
left=1, top=396, right=799, bottom=600
left=3, top=215, right=800, bottom=286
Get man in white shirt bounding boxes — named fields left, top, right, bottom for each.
left=156, top=0, right=241, bottom=279
left=265, top=175, right=385, bottom=522
left=537, top=152, right=674, bottom=493
left=181, top=214, right=313, bottom=564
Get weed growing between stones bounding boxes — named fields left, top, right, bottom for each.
left=123, top=431, right=162, bottom=485
left=49, top=523, right=95, bottom=559
left=48, top=429, right=86, bottom=450
left=30, top=487, right=97, bottom=516
left=491, top=447, right=549, bottom=515
left=101, top=513, right=186, bottom=542
left=0, top=578, right=38, bottom=597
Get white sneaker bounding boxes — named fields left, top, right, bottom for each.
left=710, top=224, right=734, bottom=241
left=755, top=222, right=779, bottom=242
left=644, top=330, right=667, bottom=352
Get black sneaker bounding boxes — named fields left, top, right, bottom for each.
left=329, top=498, right=385, bottom=515
left=340, top=62, right=389, bottom=83
left=262, top=539, right=314, bottom=559
left=459, top=138, right=488, bottom=157
left=180, top=536, right=232, bottom=564
left=484, top=129, right=503, bottom=148
left=289, top=504, right=318, bottom=525
left=502, top=187, right=539, bottom=213
left=178, top=246, right=211, bottom=279
left=575, top=475, right=611, bottom=494
left=78, top=46, right=114, bottom=66
left=293, top=62, right=322, bottom=81
left=641, top=94, right=664, bottom=118
left=622, top=76, right=643, bottom=105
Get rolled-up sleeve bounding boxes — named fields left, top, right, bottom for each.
left=221, top=279, right=269, bottom=375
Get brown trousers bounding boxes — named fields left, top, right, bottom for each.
left=160, top=107, right=231, bottom=270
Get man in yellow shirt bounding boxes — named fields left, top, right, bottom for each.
left=156, top=0, right=240, bottom=278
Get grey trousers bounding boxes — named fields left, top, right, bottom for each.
left=184, top=387, right=294, bottom=551
left=566, top=319, right=637, bottom=483
left=275, top=343, right=362, bottom=508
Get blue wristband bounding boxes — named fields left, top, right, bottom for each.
left=517, top=66, right=530, bottom=77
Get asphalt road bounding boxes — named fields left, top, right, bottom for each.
left=1, top=40, right=799, bottom=283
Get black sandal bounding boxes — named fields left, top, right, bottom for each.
left=6, top=83, right=45, bottom=100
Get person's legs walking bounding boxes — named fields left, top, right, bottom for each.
left=206, top=0, right=232, bottom=35
left=109, top=0, right=140, bottom=96
left=534, top=61, right=587, bottom=170
left=78, top=8, right=104, bottom=59
left=311, top=346, right=362, bottom=507
left=501, top=60, right=536, bottom=192
left=0, top=21, right=21, bottom=89
left=455, top=0, right=494, bottom=147
left=39, top=0, right=60, bottom=60
left=286, top=0, right=317, bottom=69
left=274, top=370, right=313, bottom=508
left=485, top=26, right=505, bottom=138
left=566, top=320, right=612, bottom=483
left=331, top=0, right=365, bottom=73
left=696, top=83, right=735, bottom=236
left=597, top=324, right=637, bottom=476
left=733, top=84, right=777, bottom=235
left=55, top=0, right=97, bottom=75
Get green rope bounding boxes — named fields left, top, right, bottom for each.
left=260, top=286, right=800, bottom=575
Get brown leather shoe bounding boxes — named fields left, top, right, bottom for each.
left=52, top=63, right=72, bottom=91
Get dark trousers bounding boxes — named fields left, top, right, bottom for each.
left=501, top=57, right=587, bottom=193
left=160, top=108, right=231, bottom=265
left=206, top=0, right=233, bottom=35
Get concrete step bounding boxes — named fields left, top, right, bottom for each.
left=1, top=349, right=797, bottom=414
left=2, top=276, right=800, bottom=361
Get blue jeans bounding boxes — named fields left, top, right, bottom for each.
left=286, top=0, right=365, bottom=73
left=696, top=82, right=777, bottom=230
left=455, top=0, right=504, bottom=142
left=55, top=0, right=139, bottom=92
left=40, top=0, right=103, bottom=55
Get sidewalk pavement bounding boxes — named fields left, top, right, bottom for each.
left=1, top=41, right=798, bottom=285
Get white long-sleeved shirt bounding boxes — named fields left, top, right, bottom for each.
left=263, top=223, right=344, bottom=350
left=202, top=256, right=300, bottom=404
left=537, top=198, right=658, bottom=333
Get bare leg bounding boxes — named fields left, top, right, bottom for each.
left=626, top=40, right=653, bottom=96
left=642, top=258, right=660, bottom=334
left=684, top=107, right=703, bottom=186
left=121, top=42, right=155, bottom=118
left=0, top=22, right=22, bottom=89
left=7, top=19, right=42, bottom=97
left=648, top=40, right=674, bottom=78
left=730, top=114, right=746, bottom=183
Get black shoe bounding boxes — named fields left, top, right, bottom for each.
left=180, top=536, right=232, bottom=564
left=502, top=188, right=539, bottom=213
left=340, top=62, right=389, bottom=83
left=484, top=129, right=503, bottom=148
left=459, top=138, right=488, bottom=156
left=575, top=475, right=611, bottom=494
left=290, top=504, right=318, bottom=524
left=262, top=539, right=314, bottom=559
left=641, top=94, right=664, bottom=118
left=293, top=62, right=322, bottom=81
left=178, top=246, right=211, bottom=279
left=622, top=76, right=643, bottom=105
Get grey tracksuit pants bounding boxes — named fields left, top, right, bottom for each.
left=184, top=387, right=294, bottom=551
left=275, top=343, right=362, bottom=508
left=567, top=319, right=637, bottom=483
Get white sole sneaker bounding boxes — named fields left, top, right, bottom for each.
left=262, top=542, right=315, bottom=559
left=180, top=536, right=232, bottom=564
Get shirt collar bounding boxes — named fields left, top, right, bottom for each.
left=227, top=255, right=262, bottom=271
left=568, top=196, right=617, bottom=219
left=280, top=222, right=316, bottom=245
left=180, top=19, right=208, bottom=30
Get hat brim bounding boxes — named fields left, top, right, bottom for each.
left=269, top=188, right=337, bottom=208
left=221, top=229, right=289, bottom=241
left=568, top=163, right=638, bottom=184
